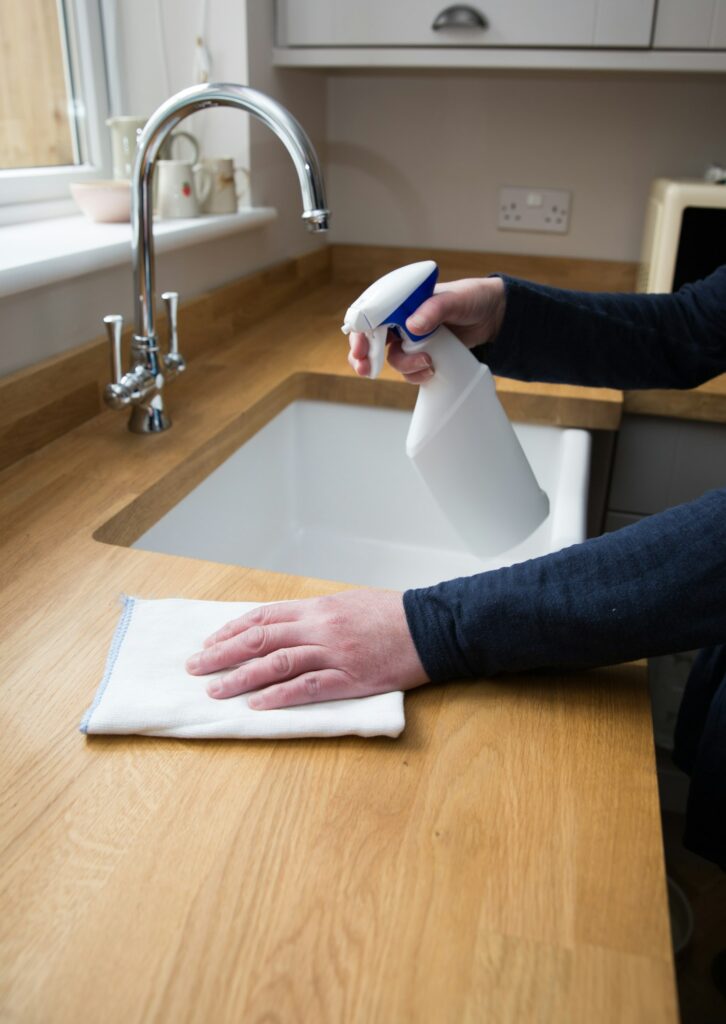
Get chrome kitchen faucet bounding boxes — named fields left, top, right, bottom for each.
left=103, top=83, right=329, bottom=433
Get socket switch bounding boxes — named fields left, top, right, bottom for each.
left=498, top=186, right=571, bottom=234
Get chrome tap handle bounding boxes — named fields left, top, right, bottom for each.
left=161, top=291, right=186, bottom=375
left=102, top=309, right=167, bottom=421
left=104, top=314, right=124, bottom=384
left=161, top=291, right=179, bottom=352
left=103, top=314, right=133, bottom=410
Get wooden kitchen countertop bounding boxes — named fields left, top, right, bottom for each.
left=625, top=371, right=726, bottom=423
left=0, top=281, right=677, bottom=1022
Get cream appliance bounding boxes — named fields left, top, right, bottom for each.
left=638, top=177, right=726, bottom=293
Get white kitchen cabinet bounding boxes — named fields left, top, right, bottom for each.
left=275, top=0, right=726, bottom=70
left=277, top=0, right=654, bottom=49
left=653, top=0, right=726, bottom=50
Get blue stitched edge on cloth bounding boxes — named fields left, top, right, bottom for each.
left=79, top=595, right=137, bottom=734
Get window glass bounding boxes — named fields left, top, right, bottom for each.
left=0, top=0, right=81, bottom=171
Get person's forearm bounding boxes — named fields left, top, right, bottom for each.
left=477, top=267, right=726, bottom=390
left=403, top=488, right=726, bottom=681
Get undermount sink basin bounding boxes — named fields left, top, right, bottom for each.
left=128, top=395, right=591, bottom=590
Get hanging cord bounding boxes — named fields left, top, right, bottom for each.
left=193, top=0, right=213, bottom=84
left=155, top=0, right=172, bottom=97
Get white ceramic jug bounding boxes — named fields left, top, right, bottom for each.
left=106, top=117, right=201, bottom=180
left=156, top=160, right=212, bottom=219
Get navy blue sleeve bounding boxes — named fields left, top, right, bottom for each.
left=476, top=265, right=726, bottom=389
left=403, top=268, right=726, bottom=681
left=404, top=488, right=726, bottom=681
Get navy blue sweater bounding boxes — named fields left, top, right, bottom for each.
left=403, top=267, right=726, bottom=864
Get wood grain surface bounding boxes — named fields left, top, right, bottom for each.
left=3, top=243, right=724, bottom=474
left=0, top=245, right=627, bottom=471
left=0, top=0, right=74, bottom=169
left=330, top=243, right=640, bottom=292
left=0, top=283, right=677, bottom=1021
left=625, top=372, right=726, bottom=423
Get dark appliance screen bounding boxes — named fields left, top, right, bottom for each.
left=672, top=206, right=726, bottom=291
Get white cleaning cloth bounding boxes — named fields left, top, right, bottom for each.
left=81, top=596, right=405, bottom=740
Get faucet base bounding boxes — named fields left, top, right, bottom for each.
left=129, top=400, right=171, bottom=433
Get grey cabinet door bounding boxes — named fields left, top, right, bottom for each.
left=278, top=0, right=655, bottom=49
left=653, top=0, right=726, bottom=50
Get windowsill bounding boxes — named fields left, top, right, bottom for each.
left=0, top=206, right=278, bottom=300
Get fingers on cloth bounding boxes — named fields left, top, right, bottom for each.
left=208, top=644, right=333, bottom=699
left=202, top=600, right=304, bottom=649
left=248, top=670, right=357, bottom=710
left=203, top=627, right=367, bottom=707
left=190, top=605, right=309, bottom=674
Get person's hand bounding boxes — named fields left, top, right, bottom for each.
left=185, top=590, right=428, bottom=709
left=347, top=276, right=506, bottom=384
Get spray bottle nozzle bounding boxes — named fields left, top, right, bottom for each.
left=341, top=261, right=440, bottom=379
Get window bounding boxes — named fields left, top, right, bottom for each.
left=1, top=0, right=77, bottom=170
left=0, top=0, right=111, bottom=219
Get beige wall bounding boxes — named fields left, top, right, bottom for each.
left=325, top=70, right=726, bottom=261
left=244, top=1, right=328, bottom=268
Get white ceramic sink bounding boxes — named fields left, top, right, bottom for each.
left=133, top=399, right=591, bottom=589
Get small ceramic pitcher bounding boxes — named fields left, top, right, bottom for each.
left=193, top=157, right=249, bottom=214
left=156, top=160, right=212, bottom=219
left=106, top=117, right=202, bottom=180
left=106, top=116, right=146, bottom=180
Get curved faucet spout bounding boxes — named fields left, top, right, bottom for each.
left=131, top=82, right=330, bottom=345
left=100, top=83, right=330, bottom=432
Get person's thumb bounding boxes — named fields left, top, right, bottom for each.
left=405, top=291, right=461, bottom=336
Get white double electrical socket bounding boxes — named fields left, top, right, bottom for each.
left=498, top=186, right=572, bottom=234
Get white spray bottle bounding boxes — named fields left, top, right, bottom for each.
left=341, top=261, right=549, bottom=556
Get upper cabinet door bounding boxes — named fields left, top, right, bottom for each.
left=653, top=0, right=726, bottom=49
left=278, top=0, right=655, bottom=48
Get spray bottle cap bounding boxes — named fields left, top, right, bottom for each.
left=341, top=261, right=439, bottom=378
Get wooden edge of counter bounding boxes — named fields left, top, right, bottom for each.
left=0, top=244, right=638, bottom=471
left=0, top=248, right=331, bottom=472
left=330, top=243, right=639, bottom=292
left=495, top=378, right=622, bottom=431
left=624, top=375, right=726, bottom=424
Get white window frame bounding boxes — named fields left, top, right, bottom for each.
left=0, top=0, right=112, bottom=224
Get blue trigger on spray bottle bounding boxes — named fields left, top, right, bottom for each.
left=341, top=261, right=549, bottom=556
left=379, top=263, right=439, bottom=343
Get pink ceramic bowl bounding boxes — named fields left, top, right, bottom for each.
left=70, top=180, right=132, bottom=223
